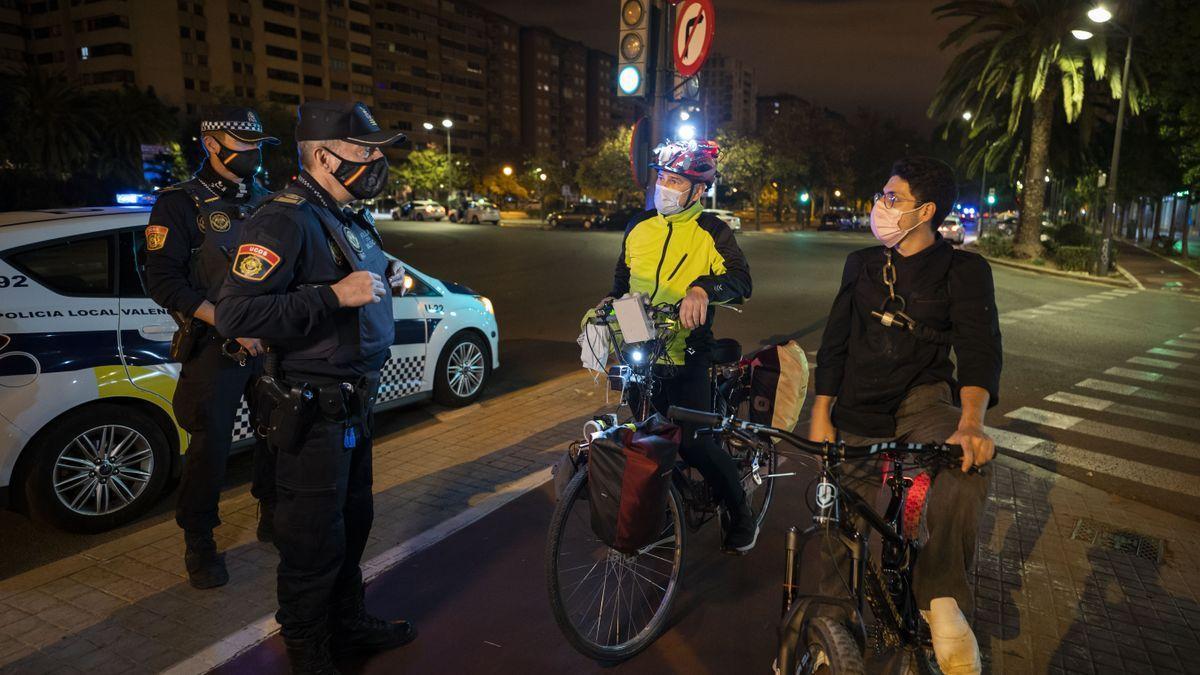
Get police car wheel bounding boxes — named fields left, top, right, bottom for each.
left=434, top=332, right=490, bottom=407
left=24, top=404, right=170, bottom=533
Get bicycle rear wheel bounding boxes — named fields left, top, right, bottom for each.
left=545, top=469, right=686, bottom=661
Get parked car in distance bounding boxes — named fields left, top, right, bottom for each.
left=703, top=208, right=742, bottom=231
left=392, top=200, right=446, bottom=221
left=939, top=213, right=966, bottom=244
left=546, top=203, right=604, bottom=229
left=597, top=205, right=643, bottom=231
left=818, top=208, right=854, bottom=231
left=451, top=199, right=501, bottom=225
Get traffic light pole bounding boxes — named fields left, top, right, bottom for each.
left=644, top=0, right=674, bottom=210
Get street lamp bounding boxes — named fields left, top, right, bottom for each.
left=833, top=189, right=842, bottom=198
left=1088, top=4, right=1113, bottom=23
left=502, top=166, right=513, bottom=176
left=961, top=111, right=973, bottom=122
left=539, top=173, right=548, bottom=181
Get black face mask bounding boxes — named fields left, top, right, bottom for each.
left=324, top=147, right=389, bottom=200
left=210, top=138, right=262, bottom=180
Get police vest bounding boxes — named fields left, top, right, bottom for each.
left=169, top=177, right=271, bottom=302
left=258, top=190, right=395, bottom=367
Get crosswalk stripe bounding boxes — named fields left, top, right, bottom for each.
left=1105, top=367, right=1200, bottom=391
left=1006, top=406, right=1200, bottom=459
left=1166, top=339, right=1200, bottom=350
left=986, top=427, right=1200, bottom=498
left=1126, top=356, right=1197, bottom=371
left=1076, top=378, right=1200, bottom=409
left=1147, top=347, right=1195, bottom=359
left=1044, top=391, right=1200, bottom=431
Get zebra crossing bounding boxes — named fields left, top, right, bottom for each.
left=997, top=287, right=1140, bottom=326
left=990, top=326, right=1200, bottom=501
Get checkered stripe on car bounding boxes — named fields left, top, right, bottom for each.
left=232, top=398, right=255, bottom=442
left=379, top=354, right=426, bottom=403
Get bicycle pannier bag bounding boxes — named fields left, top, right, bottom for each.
left=747, top=340, right=810, bottom=432
left=587, top=414, right=681, bottom=554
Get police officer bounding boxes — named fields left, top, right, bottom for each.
left=215, top=100, right=412, bottom=674
left=144, top=108, right=279, bottom=590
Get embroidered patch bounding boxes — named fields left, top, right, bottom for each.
left=342, top=225, right=363, bottom=255
left=145, top=225, right=169, bottom=251
left=196, top=214, right=207, bottom=233
left=210, top=211, right=231, bottom=232
left=274, top=193, right=306, bottom=205
left=232, top=243, right=281, bottom=281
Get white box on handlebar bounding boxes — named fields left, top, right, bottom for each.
left=611, top=294, right=655, bottom=344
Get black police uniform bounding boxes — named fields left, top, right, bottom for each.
left=145, top=167, right=278, bottom=533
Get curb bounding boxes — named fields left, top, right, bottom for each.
left=974, top=251, right=1134, bottom=288
left=1117, top=239, right=1200, bottom=279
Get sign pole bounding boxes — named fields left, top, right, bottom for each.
left=645, top=0, right=672, bottom=210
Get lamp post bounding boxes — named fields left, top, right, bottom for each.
left=1075, top=3, right=1133, bottom=275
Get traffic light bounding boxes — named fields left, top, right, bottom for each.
left=618, top=0, right=652, bottom=98
left=987, top=187, right=996, bottom=205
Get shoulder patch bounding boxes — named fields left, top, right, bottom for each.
left=145, top=225, right=168, bottom=251
left=232, top=244, right=282, bottom=282
left=273, top=193, right=306, bottom=206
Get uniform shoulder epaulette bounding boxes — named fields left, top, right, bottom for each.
left=272, top=192, right=307, bottom=206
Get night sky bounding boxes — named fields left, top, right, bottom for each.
left=481, top=0, right=956, bottom=133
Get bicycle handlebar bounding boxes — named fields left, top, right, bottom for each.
left=666, top=405, right=963, bottom=461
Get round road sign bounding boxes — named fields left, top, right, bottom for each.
left=673, top=0, right=715, bottom=79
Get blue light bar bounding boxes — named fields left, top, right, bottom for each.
left=116, top=192, right=157, bottom=206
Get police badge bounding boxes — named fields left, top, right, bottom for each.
left=210, top=211, right=232, bottom=232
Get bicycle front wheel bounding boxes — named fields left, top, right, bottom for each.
left=545, top=469, right=687, bottom=661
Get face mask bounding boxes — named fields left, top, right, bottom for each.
left=654, top=183, right=694, bottom=216
left=870, top=198, right=926, bottom=248
left=211, top=139, right=261, bottom=180
left=324, top=147, right=389, bottom=200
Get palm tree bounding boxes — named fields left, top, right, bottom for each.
left=930, top=0, right=1146, bottom=258
left=90, top=85, right=179, bottom=185
left=0, top=65, right=94, bottom=177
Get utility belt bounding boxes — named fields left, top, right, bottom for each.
left=252, top=369, right=381, bottom=454
left=169, top=314, right=261, bottom=367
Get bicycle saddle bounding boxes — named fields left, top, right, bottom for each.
left=711, top=338, right=742, bottom=365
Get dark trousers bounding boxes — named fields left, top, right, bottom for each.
left=174, top=338, right=275, bottom=533
left=273, top=394, right=375, bottom=640
left=800, top=383, right=990, bottom=616
left=633, top=360, right=745, bottom=512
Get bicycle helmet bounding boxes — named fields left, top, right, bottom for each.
left=650, top=138, right=719, bottom=187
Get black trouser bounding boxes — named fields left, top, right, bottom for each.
left=174, top=338, right=275, bottom=533
left=273, top=379, right=376, bottom=640
left=633, top=359, right=746, bottom=513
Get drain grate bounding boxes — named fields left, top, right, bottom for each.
left=1070, top=518, right=1165, bottom=564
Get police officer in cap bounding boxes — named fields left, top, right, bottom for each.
left=144, top=107, right=279, bottom=590
left=216, top=100, right=411, bottom=674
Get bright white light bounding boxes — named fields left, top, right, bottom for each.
left=834, top=189, right=842, bottom=198
left=423, top=122, right=434, bottom=130
left=502, top=166, right=513, bottom=176
left=677, top=123, right=697, bottom=141
left=1088, top=5, right=1112, bottom=23
left=442, top=118, right=454, bottom=128
left=539, top=173, right=547, bottom=181
left=1045, top=175, right=1051, bottom=182
left=1071, top=29, right=1094, bottom=40
left=961, top=111, right=973, bottom=121
left=618, top=65, right=641, bottom=95
left=679, top=111, right=690, bottom=121
left=631, top=350, right=644, bottom=363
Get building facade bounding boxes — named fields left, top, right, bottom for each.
left=700, top=54, right=756, bottom=136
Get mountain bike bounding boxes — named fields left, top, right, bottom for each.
left=665, top=405, right=968, bottom=675
left=545, top=299, right=779, bottom=661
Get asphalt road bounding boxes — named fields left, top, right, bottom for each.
left=4, top=220, right=1198, bottom=579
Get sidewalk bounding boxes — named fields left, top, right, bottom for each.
left=2, top=369, right=1200, bottom=673
left=1116, top=240, right=1200, bottom=294
left=0, top=371, right=615, bottom=675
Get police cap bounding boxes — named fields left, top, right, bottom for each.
left=296, top=100, right=407, bottom=147
left=199, top=106, right=279, bottom=145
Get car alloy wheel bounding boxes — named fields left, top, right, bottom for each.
left=447, top=341, right=486, bottom=399
left=53, top=424, right=154, bottom=517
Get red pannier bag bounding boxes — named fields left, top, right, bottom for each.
left=587, top=414, right=682, bottom=554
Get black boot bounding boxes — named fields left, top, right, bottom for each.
left=722, top=500, right=760, bottom=555
left=256, top=499, right=275, bottom=544
left=330, top=595, right=417, bottom=656
left=183, top=530, right=229, bottom=589
left=283, top=632, right=340, bottom=675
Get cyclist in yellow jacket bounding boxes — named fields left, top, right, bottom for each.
left=598, top=139, right=757, bottom=552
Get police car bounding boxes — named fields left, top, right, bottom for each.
left=0, top=207, right=499, bottom=532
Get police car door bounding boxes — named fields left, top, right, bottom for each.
left=378, top=262, right=431, bottom=406
left=114, top=227, right=180, bottom=400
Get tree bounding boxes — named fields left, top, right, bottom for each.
left=480, top=169, right=529, bottom=202
left=576, top=126, right=639, bottom=204
left=716, top=132, right=775, bottom=227
left=931, top=0, right=1148, bottom=258
left=392, top=148, right=451, bottom=200
left=0, top=65, right=93, bottom=178
left=89, top=86, right=178, bottom=186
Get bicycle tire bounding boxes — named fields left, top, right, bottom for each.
left=545, top=469, right=687, bottom=662
left=793, top=617, right=866, bottom=675
left=750, top=447, right=778, bottom=530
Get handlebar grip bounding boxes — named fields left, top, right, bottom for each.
left=667, top=406, right=723, bottom=427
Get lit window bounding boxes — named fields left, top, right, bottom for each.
left=79, top=46, right=89, bottom=60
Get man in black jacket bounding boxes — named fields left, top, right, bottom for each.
left=144, top=108, right=278, bottom=589
left=809, top=157, right=1000, bottom=675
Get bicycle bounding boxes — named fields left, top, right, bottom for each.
left=665, top=405, right=969, bottom=675
left=544, top=299, right=780, bottom=661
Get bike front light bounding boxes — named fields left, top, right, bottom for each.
left=631, top=349, right=644, bottom=363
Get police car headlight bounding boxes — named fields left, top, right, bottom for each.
left=477, top=296, right=495, bottom=314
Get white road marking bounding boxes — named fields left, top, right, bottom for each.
left=1076, top=378, right=1200, bottom=409
left=1105, top=367, right=1200, bottom=390
left=1006, top=406, right=1200, bottom=459
left=1165, top=339, right=1200, bottom=350
left=1127, top=356, right=1180, bottom=369
left=987, top=427, right=1200, bottom=498
left=1148, top=347, right=1195, bottom=359
left=1045, top=391, right=1200, bottom=431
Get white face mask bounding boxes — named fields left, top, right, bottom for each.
left=654, top=183, right=693, bottom=216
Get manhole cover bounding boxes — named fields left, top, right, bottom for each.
left=1070, top=518, right=1164, bottom=564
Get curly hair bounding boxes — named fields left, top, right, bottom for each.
left=891, top=156, right=957, bottom=229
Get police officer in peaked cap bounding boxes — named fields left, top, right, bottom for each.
left=215, top=100, right=411, bottom=674
left=143, top=107, right=279, bottom=590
